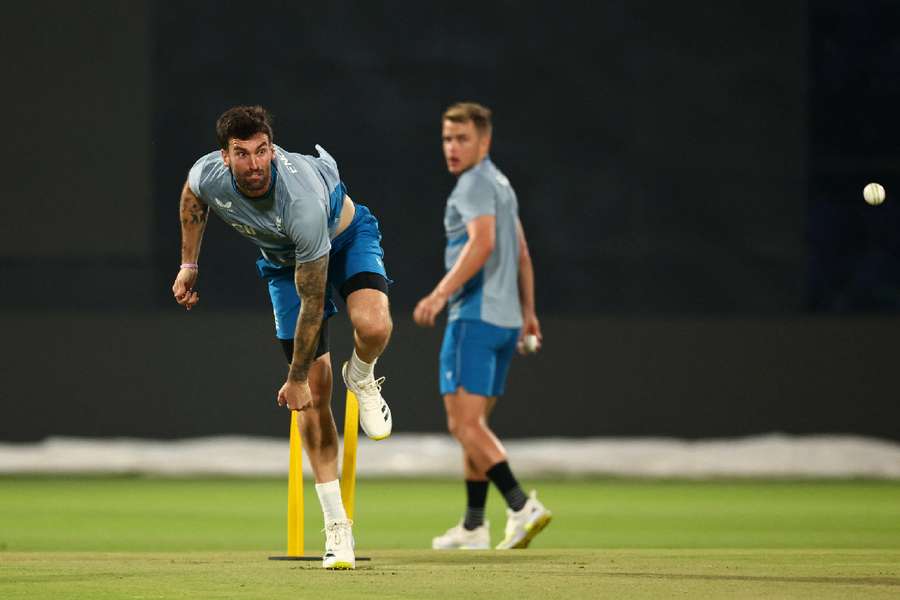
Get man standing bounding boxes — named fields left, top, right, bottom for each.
left=172, top=106, right=393, bottom=569
left=414, top=102, right=551, bottom=550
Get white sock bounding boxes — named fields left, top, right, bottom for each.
left=315, top=480, right=348, bottom=524
left=347, top=349, right=375, bottom=382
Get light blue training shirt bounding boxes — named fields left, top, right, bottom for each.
left=443, top=156, right=522, bottom=328
left=188, top=145, right=346, bottom=265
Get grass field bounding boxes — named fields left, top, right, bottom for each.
left=1, top=477, right=899, bottom=599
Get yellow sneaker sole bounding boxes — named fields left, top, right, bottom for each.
left=510, top=512, right=552, bottom=549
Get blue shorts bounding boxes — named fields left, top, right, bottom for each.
left=256, top=203, right=390, bottom=339
left=439, top=319, right=520, bottom=397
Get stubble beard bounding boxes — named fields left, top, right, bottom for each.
left=234, top=168, right=270, bottom=197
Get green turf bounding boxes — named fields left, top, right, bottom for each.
left=1, top=477, right=899, bottom=598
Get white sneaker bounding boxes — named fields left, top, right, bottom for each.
left=342, top=362, right=392, bottom=440
left=431, top=520, right=491, bottom=550
left=322, top=519, right=355, bottom=570
left=495, top=491, right=552, bottom=549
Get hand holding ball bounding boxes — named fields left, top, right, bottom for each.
left=864, top=182, right=886, bottom=206
left=520, top=334, right=540, bottom=354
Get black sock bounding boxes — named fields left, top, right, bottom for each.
left=463, top=480, right=489, bottom=530
left=486, top=461, right=527, bottom=512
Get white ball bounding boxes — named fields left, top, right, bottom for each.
left=864, top=182, right=886, bottom=206
left=522, top=334, right=539, bottom=354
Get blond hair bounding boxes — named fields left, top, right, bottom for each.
left=442, top=102, right=492, bottom=136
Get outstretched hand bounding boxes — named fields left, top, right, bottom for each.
left=172, top=268, right=200, bottom=310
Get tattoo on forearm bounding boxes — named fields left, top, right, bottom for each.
left=288, top=254, right=329, bottom=382
left=181, top=195, right=208, bottom=227
left=179, top=188, right=208, bottom=260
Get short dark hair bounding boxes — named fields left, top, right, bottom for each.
left=215, top=105, right=274, bottom=149
left=443, top=102, right=492, bottom=136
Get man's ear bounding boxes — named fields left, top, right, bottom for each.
left=221, top=148, right=230, bottom=167
left=480, top=132, right=492, bottom=154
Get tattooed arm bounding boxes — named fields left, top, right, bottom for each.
left=288, top=254, right=329, bottom=381
left=172, top=181, right=209, bottom=310
left=277, top=253, right=329, bottom=411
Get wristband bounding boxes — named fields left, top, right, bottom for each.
left=180, top=263, right=199, bottom=270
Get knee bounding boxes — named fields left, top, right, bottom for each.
left=448, top=415, right=478, bottom=443
left=355, top=312, right=393, bottom=346
left=446, top=414, right=459, bottom=438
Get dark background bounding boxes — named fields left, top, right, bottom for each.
left=2, top=1, right=899, bottom=441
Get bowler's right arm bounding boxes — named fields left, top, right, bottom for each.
left=172, top=181, right=209, bottom=310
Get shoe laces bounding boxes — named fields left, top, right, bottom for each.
left=323, top=519, right=353, bottom=547
left=356, top=376, right=386, bottom=403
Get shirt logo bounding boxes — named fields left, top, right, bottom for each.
left=275, top=216, right=285, bottom=234
left=214, top=198, right=234, bottom=211
left=276, top=150, right=298, bottom=174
